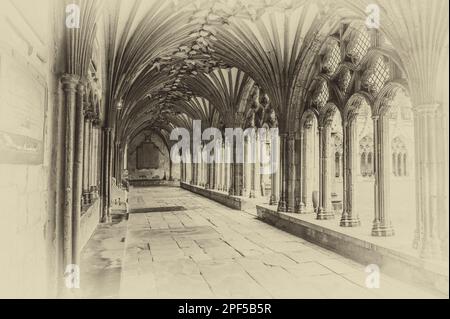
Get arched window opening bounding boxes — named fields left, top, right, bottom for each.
left=347, top=27, right=371, bottom=65
left=335, top=152, right=341, bottom=178
left=367, top=152, right=373, bottom=177
left=359, top=135, right=374, bottom=178
left=391, top=137, right=408, bottom=177
left=364, top=56, right=390, bottom=94
left=403, top=153, right=407, bottom=176
left=397, top=153, right=403, bottom=177
left=361, top=152, right=367, bottom=177
left=392, top=152, right=397, bottom=176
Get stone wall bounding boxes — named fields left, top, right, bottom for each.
left=127, top=132, right=170, bottom=181
left=181, top=182, right=242, bottom=210
left=0, top=0, right=54, bottom=298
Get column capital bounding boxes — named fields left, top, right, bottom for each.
left=76, top=81, right=86, bottom=95
left=61, top=74, right=80, bottom=92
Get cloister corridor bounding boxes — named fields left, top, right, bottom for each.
left=0, top=0, right=448, bottom=300
left=79, top=186, right=442, bottom=299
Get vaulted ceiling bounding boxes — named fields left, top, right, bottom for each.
left=71, top=0, right=447, bottom=147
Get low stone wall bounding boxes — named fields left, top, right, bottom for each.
left=80, top=200, right=101, bottom=250
left=256, top=204, right=449, bottom=296
left=129, top=179, right=180, bottom=188
left=181, top=182, right=242, bottom=210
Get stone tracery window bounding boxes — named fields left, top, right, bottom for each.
left=359, top=135, right=374, bottom=177
left=347, top=27, right=371, bottom=65
left=365, top=56, right=390, bottom=94
left=323, top=41, right=340, bottom=75
left=312, top=81, right=329, bottom=108
left=392, top=137, right=408, bottom=177
left=332, top=133, right=343, bottom=178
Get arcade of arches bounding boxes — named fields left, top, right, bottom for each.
left=0, top=0, right=448, bottom=298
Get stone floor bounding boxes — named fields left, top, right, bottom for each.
left=80, top=186, right=443, bottom=299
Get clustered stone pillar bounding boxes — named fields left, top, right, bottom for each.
left=371, top=114, right=394, bottom=236
left=101, top=127, right=112, bottom=223
left=301, top=119, right=314, bottom=212
left=317, top=119, right=334, bottom=220
left=82, top=116, right=91, bottom=206
left=224, top=139, right=230, bottom=193
left=249, top=131, right=261, bottom=198
left=60, top=74, right=94, bottom=275
left=219, top=142, right=225, bottom=191
left=412, top=104, right=447, bottom=259
left=243, top=135, right=251, bottom=197
left=287, top=134, right=296, bottom=212
left=340, top=116, right=361, bottom=227
left=269, top=134, right=279, bottom=205
left=277, top=134, right=288, bottom=212
left=294, top=132, right=304, bottom=213
left=91, top=123, right=100, bottom=199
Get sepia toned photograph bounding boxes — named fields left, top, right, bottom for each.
left=0, top=0, right=448, bottom=302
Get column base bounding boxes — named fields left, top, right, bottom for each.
left=317, top=208, right=334, bottom=220
left=371, top=220, right=395, bottom=237
left=340, top=217, right=361, bottom=227
left=269, top=195, right=278, bottom=206
left=101, top=207, right=112, bottom=223
left=294, top=202, right=304, bottom=214
left=420, top=237, right=442, bottom=259
left=340, top=212, right=361, bottom=227
left=277, top=200, right=288, bottom=212
left=249, top=190, right=255, bottom=198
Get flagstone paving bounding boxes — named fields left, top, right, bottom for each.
left=81, top=186, right=443, bottom=299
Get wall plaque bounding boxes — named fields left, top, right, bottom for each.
left=0, top=51, right=47, bottom=165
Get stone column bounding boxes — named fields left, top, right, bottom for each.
left=340, top=116, right=361, bottom=227
left=190, top=150, right=195, bottom=185
left=243, top=135, right=251, bottom=197
left=88, top=119, right=95, bottom=200
left=269, top=135, right=279, bottom=205
left=90, top=124, right=99, bottom=199
left=294, top=132, right=304, bottom=213
left=371, top=115, right=395, bottom=236
left=72, top=80, right=86, bottom=265
left=249, top=132, right=259, bottom=198
left=301, top=120, right=313, bottom=212
left=101, top=127, right=112, bottom=223
left=82, top=116, right=91, bottom=205
left=169, top=156, right=173, bottom=181
left=255, top=133, right=261, bottom=198
left=180, top=158, right=184, bottom=182
left=205, top=161, right=210, bottom=189
left=237, top=133, right=246, bottom=197
left=228, top=136, right=237, bottom=196
left=222, top=143, right=226, bottom=191
left=317, top=120, right=334, bottom=220
left=277, top=134, right=288, bottom=212
left=224, top=140, right=230, bottom=193
left=186, top=149, right=192, bottom=184
left=212, top=158, right=216, bottom=190
left=413, top=104, right=444, bottom=258
left=61, top=75, right=79, bottom=269
left=287, top=134, right=296, bottom=212
left=95, top=124, right=101, bottom=195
